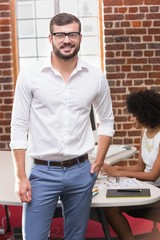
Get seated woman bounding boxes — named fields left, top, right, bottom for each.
left=102, top=89, right=160, bottom=240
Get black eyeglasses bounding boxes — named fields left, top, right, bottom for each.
left=51, top=32, right=80, bottom=41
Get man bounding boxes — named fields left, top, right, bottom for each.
left=10, top=13, right=114, bottom=240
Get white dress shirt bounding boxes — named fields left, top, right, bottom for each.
left=10, top=57, right=114, bottom=160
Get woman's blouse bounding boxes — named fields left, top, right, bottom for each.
left=141, top=129, right=160, bottom=186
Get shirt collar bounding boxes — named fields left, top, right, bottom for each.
left=40, top=54, right=88, bottom=73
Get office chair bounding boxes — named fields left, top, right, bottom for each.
left=53, top=206, right=112, bottom=240
left=127, top=207, right=160, bottom=238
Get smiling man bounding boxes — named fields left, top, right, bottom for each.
left=10, top=13, right=114, bottom=240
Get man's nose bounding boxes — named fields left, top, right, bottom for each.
left=63, top=35, right=71, bottom=42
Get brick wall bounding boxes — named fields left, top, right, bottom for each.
left=1, top=0, right=160, bottom=155
left=0, top=0, right=14, bottom=150
left=103, top=0, right=160, bottom=161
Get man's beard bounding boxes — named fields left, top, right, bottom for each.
left=52, top=43, right=80, bottom=60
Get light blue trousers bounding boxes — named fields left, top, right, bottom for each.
left=22, top=159, right=97, bottom=240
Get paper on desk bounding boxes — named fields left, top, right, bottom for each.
left=94, top=177, right=144, bottom=190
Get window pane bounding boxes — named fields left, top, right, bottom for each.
left=37, top=38, right=52, bottom=56
left=81, top=17, right=98, bottom=36
left=78, top=0, right=98, bottom=17
left=19, top=58, right=38, bottom=69
left=80, top=37, right=99, bottom=55
left=36, top=0, right=55, bottom=18
left=17, top=1, right=35, bottom=19
left=18, top=39, right=37, bottom=57
left=59, top=0, right=78, bottom=15
left=17, top=20, right=36, bottom=38
left=81, top=56, right=101, bottom=68
left=37, top=19, right=50, bottom=37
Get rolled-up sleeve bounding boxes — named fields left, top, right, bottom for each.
left=93, top=72, right=115, bottom=137
left=10, top=68, right=31, bottom=149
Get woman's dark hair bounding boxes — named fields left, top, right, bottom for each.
left=49, top=13, right=81, bottom=34
left=126, top=89, right=160, bottom=128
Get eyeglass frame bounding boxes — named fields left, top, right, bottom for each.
left=51, top=32, right=81, bottom=41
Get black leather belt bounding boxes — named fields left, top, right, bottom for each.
left=34, top=154, right=88, bottom=167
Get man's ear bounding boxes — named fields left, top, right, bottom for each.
left=48, top=35, right=52, bottom=44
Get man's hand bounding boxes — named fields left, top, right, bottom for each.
left=90, top=161, right=103, bottom=175
left=15, top=177, right=32, bottom=202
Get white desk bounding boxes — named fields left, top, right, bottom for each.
left=1, top=151, right=158, bottom=207
left=0, top=145, right=136, bottom=205
left=2, top=146, right=159, bottom=240
left=92, top=181, right=160, bottom=207
left=89, top=144, right=137, bottom=165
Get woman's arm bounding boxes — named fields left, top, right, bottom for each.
left=103, top=144, right=160, bottom=182
left=102, top=153, right=145, bottom=177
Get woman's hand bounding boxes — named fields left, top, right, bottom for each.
left=101, top=163, right=120, bottom=177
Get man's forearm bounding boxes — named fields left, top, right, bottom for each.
left=95, top=135, right=112, bottom=166
left=12, top=149, right=27, bottom=179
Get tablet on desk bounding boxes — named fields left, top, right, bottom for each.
left=106, top=188, right=151, bottom=198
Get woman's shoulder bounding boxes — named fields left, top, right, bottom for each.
left=155, top=131, right=160, bottom=142
left=141, top=129, right=147, bottom=139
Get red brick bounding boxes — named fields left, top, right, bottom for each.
left=0, top=48, right=11, bottom=54
left=104, top=0, right=123, bottom=6
left=129, top=7, right=138, bottom=13
left=127, top=58, right=147, bottom=64
left=104, top=14, right=124, bottom=21
left=150, top=6, right=159, bottom=12
left=143, top=35, right=152, bottom=41
left=115, top=7, right=127, bottom=13
left=104, top=7, right=112, bottom=13
left=122, top=51, right=132, bottom=57
left=154, top=22, right=160, bottom=30
left=140, top=7, right=149, bottom=12
left=149, top=28, right=160, bottom=34
left=127, top=72, right=147, bottom=79
left=106, top=43, right=124, bottom=50
left=132, top=21, right=142, bottom=27
left=126, top=28, right=147, bottom=34
left=153, top=65, right=160, bottom=70
left=107, top=73, right=125, bottom=79
left=0, top=0, right=9, bottom=2
left=145, top=0, right=160, bottom=5
left=133, top=51, right=143, bottom=57
left=144, top=50, right=154, bottom=56
left=0, top=62, right=11, bottom=68
left=122, top=65, right=131, bottom=71
left=0, top=4, right=10, bottom=11
left=121, top=21, right=130, bottom=27
left=106, top=58, right=125, bottom=65
left=149, top=72, right=160, bottom=78
left=146, top=13, right=160, bottom=19
left=0, top=18, right=10, bottom=26
left=124, top=0, right=144, bottom=5
left=125, top=14, right=144, bottom=20
left=105, top=29, right=124, bottom=35
left=133, top=65, right=151, bottom=71
left=143, top=20, right=152, bottom=27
